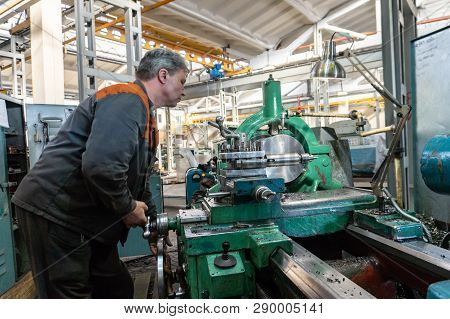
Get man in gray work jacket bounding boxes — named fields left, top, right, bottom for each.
left=12, top=48, right=188, bottom=298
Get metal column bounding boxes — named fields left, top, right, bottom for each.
left=313, top=24, right=322, bottom=127
left=219, top=87, right=239, bottom=126
left=75, top=0, right=142, bottom=101
left=165, top=108, right=174, bottom=172
left=6, top=36, right=26, bottom=100
left=312, top=24, right=331, bottom=127
left=381, top=0, right=416, bottom=209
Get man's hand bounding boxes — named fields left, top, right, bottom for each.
left=123, top=200, right=148, bottom=228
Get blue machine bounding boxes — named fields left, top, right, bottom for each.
left=427, top=280, right=450, bottom=299
left=185, top=166, right=214, bottom=206
left=207, top=63, right=225, bottom=80
left=420, top=135, right=450, bottom=195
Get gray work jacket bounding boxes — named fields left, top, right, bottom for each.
left=12, top=80, right=157, bottom=244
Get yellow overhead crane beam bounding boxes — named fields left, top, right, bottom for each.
left=62, top=0, right=250, bottom=76
left=94, top=21, right=250, bottom=76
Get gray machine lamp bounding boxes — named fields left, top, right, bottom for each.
left=310, top=34, right=346, bottom=79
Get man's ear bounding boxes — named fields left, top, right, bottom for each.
left=158, top=68, right=168, bottom=84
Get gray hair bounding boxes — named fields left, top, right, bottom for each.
left=136, top=48, right=189, bottom=81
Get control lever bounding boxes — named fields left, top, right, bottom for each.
left=214, top=242, right=237, bottom=269
left=207, top=116, right=239, bottom=139
left=253, top=186, right=276, bottom=202
left=142, top=213, right=169, bottom=239
left=143, top=216, right=151, bottom=239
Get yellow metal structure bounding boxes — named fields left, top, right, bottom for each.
left=93, top=21, right=250, bottom=75
left=62, top=0, right=250, bottom=76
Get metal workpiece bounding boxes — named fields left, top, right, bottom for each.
left=265, top=153, right=302, bottom=164
left=347, top=225, right=450, bottom=280
left=270, top=242, right=374, bottom=299
left=280, top=187, right=378, bottom=216
left=260, top=134, right=306, bottom=183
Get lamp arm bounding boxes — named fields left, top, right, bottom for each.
left=343, top=49, right=406, bottom=110
left=370, top=112, right=410, bottom=198
left=341, top=49, right=412, bottom=200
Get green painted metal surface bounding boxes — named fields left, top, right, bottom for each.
left=232, top=177, right=285, bottom=198
left=353, top=210, right=423, bottom=241
left=178, top=223, right=289, bottom=298
left=195, top=251, right=254, bottom=298
left=276, top=212, right=351, bottom=237
left=181, top=224, right=280, bottom=256
left=262, top=75, right=283, bottom=119
left=248, top=229, right=292, bottom=269
left=203, top=188, right=378, bottom=237
left=234, top=75, right=341, bottom=193
left=205, top=199, right=280, bottom=224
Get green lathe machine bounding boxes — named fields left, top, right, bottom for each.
left=145, top=75, right=450, bottom=299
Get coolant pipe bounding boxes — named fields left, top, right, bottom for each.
left=382, top=188, right=433, bottom=243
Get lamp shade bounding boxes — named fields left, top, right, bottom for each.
left=311, top=40, right=346, bottom=79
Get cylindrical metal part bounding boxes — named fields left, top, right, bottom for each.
left=298, top=111, right=351, bottom=118
left=253, top=186, right=276, bottom=202
left=207, top=191, right=232, bottom=198
left=360, top=125, right=395, bottom=137
left=157, top=213, right=169, bottom=238
left=266, top=153, right=302, bottom=165
left=421, top=135, right=450, bottom=195
left=263, top=75, right=283, bottom=119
